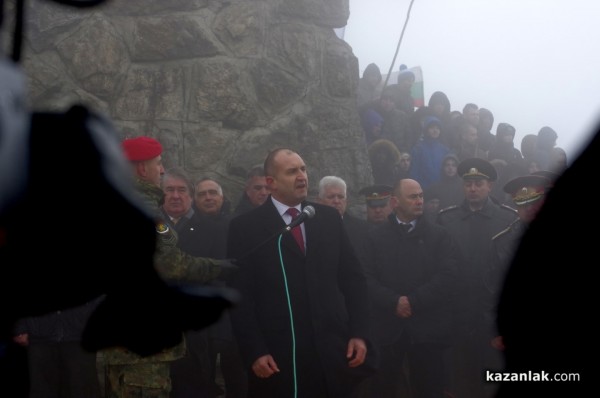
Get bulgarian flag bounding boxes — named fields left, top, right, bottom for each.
left=409, top=66, right=424, bottom=108
left=381, top=65, right=425, bottom=110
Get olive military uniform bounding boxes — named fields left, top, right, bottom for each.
left=102, top=178, right=228, bottom=398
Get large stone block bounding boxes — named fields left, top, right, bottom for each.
left=190, top=60, right=262, bottom=129
left=267, top=23, right=320, bottom=79
left=250, top=59, right=307, bottom=116
left=129, top=14, right=221, bottom=61
left=104, top=0, right=209, bottom=16
left=214, top=2, right=267, bottom=57
left=20, top=0, right=370, bottom=203
left=26, top=1, right=87, bottom=53
left=56, top=16, right=128, bottom=98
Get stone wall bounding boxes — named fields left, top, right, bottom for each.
left=19, top=0, right=372, bottom=203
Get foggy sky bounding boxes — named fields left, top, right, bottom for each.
left=343, top=0, right=600, bottom=162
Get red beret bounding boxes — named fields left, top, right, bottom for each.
left=122, top=136, right=163, bottom=162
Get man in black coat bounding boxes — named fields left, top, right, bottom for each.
left=232, top=165, right=270, bottom=218
left=227, top=148, right=372, bottom=398
left=161, top=168, right=243, bottom=398
left=362, top=178, right=459, bottom=398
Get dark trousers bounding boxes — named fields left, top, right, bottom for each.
left=445, top=331, right=502, bottom=398
left=371, top=338, right=445, bottom=398
left=170, top=330, right=213, bottom=398
left=209, top=337, right=248, bottom=398
left=28, top=341, right=100, bottom=398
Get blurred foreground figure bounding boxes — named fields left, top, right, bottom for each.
left=495, top=131, right=596, bottom=396
left=0, top=55, right=236, bottom=394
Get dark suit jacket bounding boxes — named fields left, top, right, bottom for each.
left=227, top=198, right=371, bottom=397
left=362, top=215, right=459, bottom=347
left=342, top=213, right=370, bottom=258
left=174, top=211, right=229, bottom=259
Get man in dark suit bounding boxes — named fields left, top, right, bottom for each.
left=161, top=168, right=244, bottom=398
left=227, top=148, right=372, bottom=398
left=362, top=178, right=459, bottom=398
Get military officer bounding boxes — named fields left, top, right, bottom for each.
left=436, top=157, right=518, bottom=398
left=487, top=174, right=551, bottom=349
left=359, top=184, right=394, bottom=226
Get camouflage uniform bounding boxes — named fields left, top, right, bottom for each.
left=104, top=346, right=185, bottom=398
left=102, top=178, right=225, bottom=397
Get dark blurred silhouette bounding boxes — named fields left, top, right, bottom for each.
left=0, top=0, right=237, bottom=361
left=0, top=104, right=237, bottom=356
left=495, top=129, right=595, bottom=396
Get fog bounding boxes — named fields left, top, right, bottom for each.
left=342, top=0, right=600, bottom=162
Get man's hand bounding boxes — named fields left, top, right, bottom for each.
left=251, top=354, right=280, bottom=378
left=346, top=338, right=367, bottom=367
left=396, top=296, right=412, bottom=318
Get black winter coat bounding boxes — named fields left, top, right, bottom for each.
left=361, top=215, right=460, bottom=346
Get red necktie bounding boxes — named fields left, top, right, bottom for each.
left=286, top=208, right=305, bottom=253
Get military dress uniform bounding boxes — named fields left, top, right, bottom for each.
left=436, top=158, right=518, bottom=398
left=487, top=174, right=552, bottom=332
left=488, top=219, right=524, bottom=296
left=489, top=173, right=551, bottom=289
left=359, top=184, right=394, bottom=226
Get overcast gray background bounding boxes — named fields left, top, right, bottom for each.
left=343, top=0, right=600, bottom=163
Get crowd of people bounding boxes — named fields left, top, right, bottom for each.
left=357, top=62, right=568, bottom=198
left=4, top=62, right=575, bottom=398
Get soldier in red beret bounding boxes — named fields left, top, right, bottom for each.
left=122, top=136, right=165, bottom=187
left=101, top=136, right=237, bottom=398
left=122, top=136, right=163, bottom=160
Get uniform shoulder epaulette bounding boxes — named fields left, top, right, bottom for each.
left=500, top=203, right=518, bottom=214
left=438, top=205, right=459, bottom=214
left=492, top=218, right=519, bottom=241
